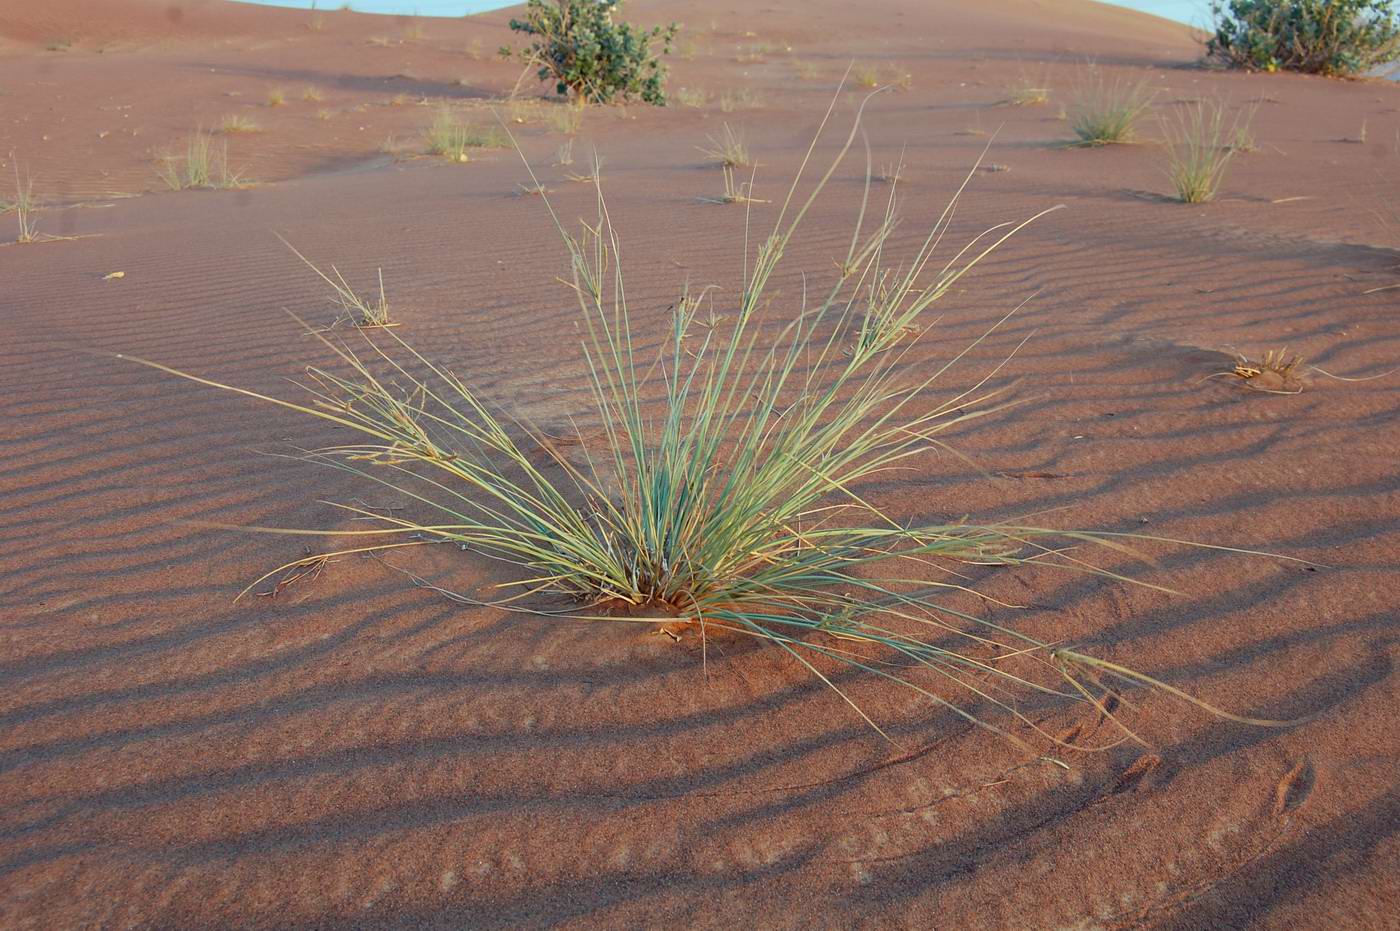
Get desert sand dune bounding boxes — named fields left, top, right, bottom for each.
left=1, top=0, right=1398, bottom=928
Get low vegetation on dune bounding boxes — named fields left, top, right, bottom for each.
left=4, top=161, right=41, bottom=243
left=1161, top=98, right=1254, bottom=203
left=505, top=0, right=678, bottom=105
left=156, top=131, right=247, bottom=190
left=699, top=122, right=750, bottom=167
left=125, top=95, right=1287, bottom=753
left=284, top=239, right=393, bottom=330
left=423, top=107, right=508, bottom=162
left=1067, top=71, right=1155, bottom=145
left=1207, top=0, right=1400, bottom=76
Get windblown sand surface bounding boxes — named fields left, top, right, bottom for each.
left=2, top=0, right=1399, bottom=927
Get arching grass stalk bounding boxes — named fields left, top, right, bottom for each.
left=123, top=92, right=1288, bottom=752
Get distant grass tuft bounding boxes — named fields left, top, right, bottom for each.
left=156, top=131, right=248, bottom=190
left=674, top=87, right=709, bottom=108
left=218, top=114, right=261, bottom=134
left=1161, top=98, right=1251, bottom=203
left=1003, top=79, right=1050, bottom=106
left=4, top=160, right=40, bottom=243
left=284, top=239, right=393, bottom=329
left=266, top=87, right=287, bottom=107
left=718, top=88, right=764, bottom=112
left=423, top=107, right=508, bottom=162
left=1067, top=72, right=1154, bottom=146
left=699, top=123, right=750, bottom=167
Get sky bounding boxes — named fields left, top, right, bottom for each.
left=230, top=0, right=1206, bottom=26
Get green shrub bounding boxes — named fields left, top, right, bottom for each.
left=507, top=0, right=678, bottom=105
left=1207, top=0, right=1400, bottom=76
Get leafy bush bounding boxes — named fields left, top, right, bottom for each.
left=1208, top=0, right=1400, bottom=76
left=508, top=0, right=678, bottom=105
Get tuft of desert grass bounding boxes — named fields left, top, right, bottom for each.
left=547, top=104, right=583, bottom=135
left=301, top=86, right=325, bottom=103
left=699, top=123, right=750, bottom=167
left=719, top=88, right=764, bottom=112
left=284, top=239, right=392, bottom=329
left=5, top=161, right=40, bottom=243
left=1160, top=98, right=1251, bottom=203
left=218, top=113, right=261, bottom=135
left=674, top=87, right=710, bottom=108
left=156, top=131, right=248, bottom=190
left=876, top=159, right=905, bottom=184
left=125, top=93, right=1293, bottom=752
left=1003, top=79, right=1050, bottom=107
left=423, top=107, right=508, bottom=162
left=266, top=87, right=287, bottom=107
left=1067, top=72, right=1154, bottom=146
left=852, top=62, right=880, bottom=89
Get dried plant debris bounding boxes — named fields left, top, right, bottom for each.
left=1207, top=347, right=1396, bottom=395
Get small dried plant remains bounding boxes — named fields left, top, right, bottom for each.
left=703, top=164, right=769, bottom=204
left=1219, top=347, right=1307, bottom=393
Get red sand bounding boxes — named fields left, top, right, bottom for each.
left=2, top=0, right=1398, bottom=927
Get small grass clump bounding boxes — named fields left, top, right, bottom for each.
left=4, top=161, right=40, bottom=243
left=699, top=123, right=750, bottom=167
left=285, top=240, right=393, bottom=329
left=127, top=99, right=1289, bottom=753
left=719, top=88, right=764, bottom=112
left=423, top=108, right=508, bottom=162
left=1160, top=98, right=1252, bottom=203
left=673, top=87, right=709, bottom=108
left=266, top=87, right=287, bottom=107
left=156, top=132, right=247, bottom=190
left=1003, top=79, right=1050, bottom=106
left=546, top=104, right=583, bottom=135
left=217, top=114, right=261, bottom=135
left=1067, top=72, right=1154, bottom=146
left=301, top=86, right=325, bottom=102
left=852, top=62, right=880, bottom=88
